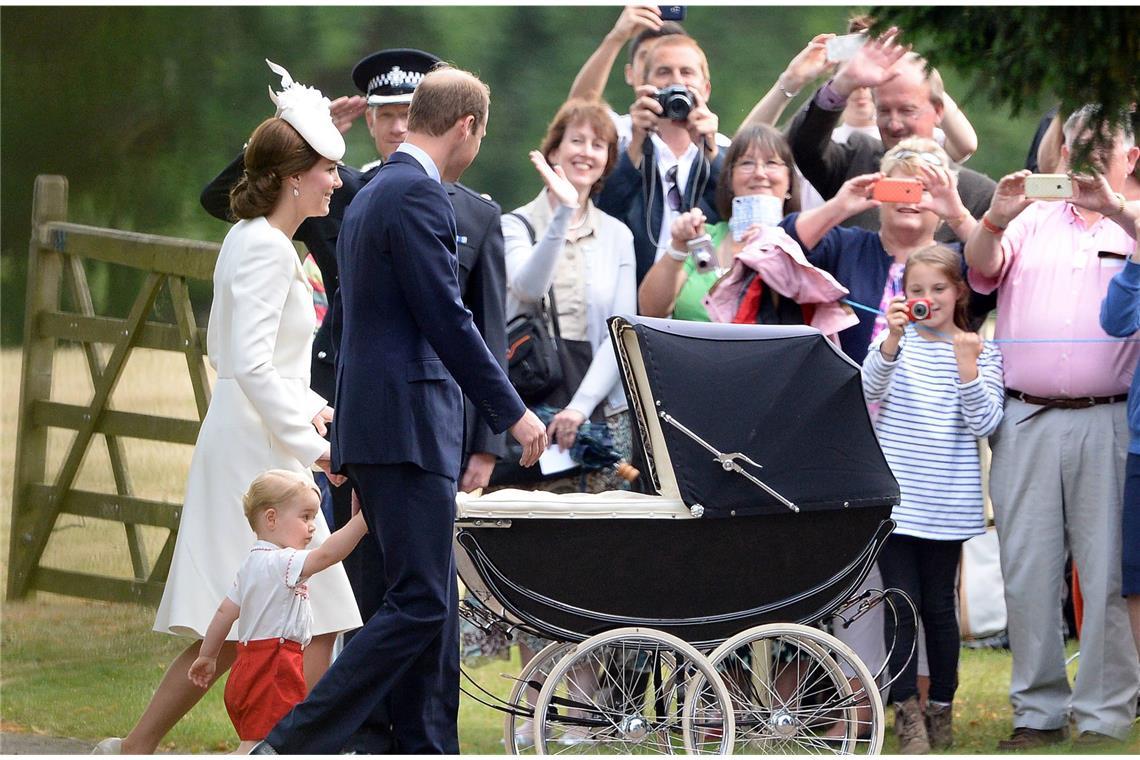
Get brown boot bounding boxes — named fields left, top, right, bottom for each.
left=894, top=695, right=931, bottom=754
left=924, top=702, right=953, bottom=750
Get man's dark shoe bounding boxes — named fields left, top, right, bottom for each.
left=996, top=726, right=1069, bottom=751
left=248, top=741, right=278, bottom=755
left=1072, top=730, right=1123, bottom=748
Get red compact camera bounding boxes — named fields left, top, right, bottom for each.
left=905, top=298, right=932, bottom=321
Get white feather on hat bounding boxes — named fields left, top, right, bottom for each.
left=266, top=59, right=345, bottom=162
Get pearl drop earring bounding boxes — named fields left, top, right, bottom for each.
left=293, top=187, right=300, bottom=198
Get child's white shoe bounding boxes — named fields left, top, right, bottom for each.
left=91, top=738, right=123, bottom=754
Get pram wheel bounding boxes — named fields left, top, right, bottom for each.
left=700, top=623, right=884, bottom=754
left=532, top=627, right=734, bottom=755
left=504, top=641, right=573, bottom=754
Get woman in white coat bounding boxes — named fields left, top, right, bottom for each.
left=96, top=63, right=361, bottom=755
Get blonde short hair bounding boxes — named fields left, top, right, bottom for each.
left=242, top=469, right=320, bottom=530
left=641, top=35, right=710, bottom=86
left=880, top=136, right=952, bottom=177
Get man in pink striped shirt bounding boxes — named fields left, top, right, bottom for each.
left=965, top=105, right=1140, bottom=750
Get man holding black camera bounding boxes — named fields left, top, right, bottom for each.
left=595, top=33, right=724, bottom=283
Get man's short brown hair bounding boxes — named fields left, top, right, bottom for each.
left=641, top=35, right=710, bottom=86
left=407, top=64, right=490, bottom=137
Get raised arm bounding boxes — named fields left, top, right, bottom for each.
left=638, top=208, right=706, bottom=316
left=963, top=170, right=1032, bottom=278
left=568, top=4, right=662, bottom=101
left=927, top=69, right=978, bottom=163
left=739, top=34, right=835, bottom=132
left=302, top=510, right=368, bottom=577
left=792, top=172, right=881, bottom=250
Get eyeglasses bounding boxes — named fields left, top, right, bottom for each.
left=734, top=158, right=787, bottom=175
left=888, top=149, right=944, bottom=167
left=665, top=165, right=683, bottom=213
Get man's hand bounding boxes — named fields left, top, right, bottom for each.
left=329, top=96, right=367, bottom=135
left=315, top=448, right=347, bottom=487
left=509, top=410, right=549, bottom=468
left=311, top=406, right=334, bottom=437
left=686, top=89, right=720, bottom=160
left=832, top=26, right=908, bottom=98
left=1069, top=171, right=1122, bottom=217
left=529, top=150, right=580, bottom=208
left=628, top=83, right=663, bottom=163
left=547, top=408, right=587, bottom=452
left=609, top=4, right=662, bottom=43
left=986, top=170, right=1034, bottom=228
left=459, top=452, right=497, bottom=493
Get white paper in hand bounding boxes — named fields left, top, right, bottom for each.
left=538, top=444, right=577, bottom=476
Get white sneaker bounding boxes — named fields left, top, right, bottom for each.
left=91, top=738, right=122, bottom=754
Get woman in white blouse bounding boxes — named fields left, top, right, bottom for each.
left=501, top=98, right=636, bottom=486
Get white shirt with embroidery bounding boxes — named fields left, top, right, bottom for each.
left=227, top=540, right=313, bottom=647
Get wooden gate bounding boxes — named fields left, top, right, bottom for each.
left=7, top=175, right=220, bottom=604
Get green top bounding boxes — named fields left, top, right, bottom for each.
left=672, top=221, right=729, bottom=322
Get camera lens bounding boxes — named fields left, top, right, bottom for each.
left=910, top=301, right=930, bottom=320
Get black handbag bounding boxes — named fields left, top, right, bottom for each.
left=504, top=212, right=564, bottom=405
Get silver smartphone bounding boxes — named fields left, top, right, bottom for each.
left=826, top=33, right=866, bottom=63
left=1024, top=174, right=1073, bottom=199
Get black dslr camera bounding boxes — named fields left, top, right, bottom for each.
left=655, top=85, right=694, bottom=121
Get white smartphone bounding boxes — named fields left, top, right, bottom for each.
left=826, top=33, right=866, bottom=63
left=1024, top=173, right=1074, bottom=199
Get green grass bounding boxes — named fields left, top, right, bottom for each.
left=3, top=596, right=1138, bottom=754
left=2, top=346, right=1138, bottom=754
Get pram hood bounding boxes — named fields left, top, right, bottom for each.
left=610, top=315, right=900, bottom=518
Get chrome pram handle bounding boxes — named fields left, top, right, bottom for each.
left=657, top=408, right=800, bottom=513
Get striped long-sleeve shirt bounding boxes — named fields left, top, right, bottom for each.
left=862, top=326, right=1005, bottom=540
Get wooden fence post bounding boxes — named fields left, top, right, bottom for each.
left=8, top=176, right=67, bottom=599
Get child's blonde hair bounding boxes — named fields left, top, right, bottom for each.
left=242, top=469, right=320, bottom=530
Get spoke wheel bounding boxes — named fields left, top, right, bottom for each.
left=701, top=623, right=884, bottom=755
left=533, top=627, right=734, bottom=755
left=504, top=641, right=573, bottom=754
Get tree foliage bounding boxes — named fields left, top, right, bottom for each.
left=870, top=6, right=1140, bottom=162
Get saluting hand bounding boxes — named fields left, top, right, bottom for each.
left=328, top=96, right=367, bottom=135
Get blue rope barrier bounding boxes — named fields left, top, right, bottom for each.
left=839, top=298, right=1140, bottom=345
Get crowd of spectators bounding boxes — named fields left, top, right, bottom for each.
left=477, top=5, right=1140, bottom=752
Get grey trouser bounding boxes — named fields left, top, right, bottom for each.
left=989, top=398, right=1139, bottom=739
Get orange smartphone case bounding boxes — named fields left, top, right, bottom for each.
left=872, top=178, right=923, bottom=203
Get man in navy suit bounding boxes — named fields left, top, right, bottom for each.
left=257, top=66, right=547, bottom=754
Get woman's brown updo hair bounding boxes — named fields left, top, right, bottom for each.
left=229, top=117, right=321, bottom=220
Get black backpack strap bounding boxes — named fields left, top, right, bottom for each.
left=506, top=210, right=560, bottom=341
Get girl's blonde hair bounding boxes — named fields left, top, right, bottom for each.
left=903, top=244, right=972, bottom=331
left=242, top=469, right=320, bottom=530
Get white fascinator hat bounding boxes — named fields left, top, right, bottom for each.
left=266, top=59, right=345, bottom=162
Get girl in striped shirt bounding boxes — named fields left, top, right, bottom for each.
left=861, top=244, right=1004, bottom=752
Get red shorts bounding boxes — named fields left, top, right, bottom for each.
left=224, top=638, right=306, bottom=741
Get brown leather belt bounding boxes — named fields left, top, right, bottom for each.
left=1007, top=388, right=1127, bottom=424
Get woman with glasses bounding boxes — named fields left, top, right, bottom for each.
left=638, top=123, right=803, bottom=321
left=782, top=137, right=978, bottom=363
